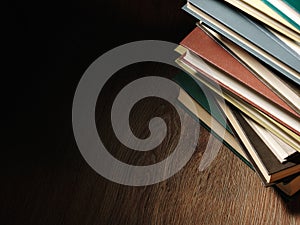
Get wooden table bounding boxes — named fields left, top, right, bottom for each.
left=4, top=0, right=299, bottom=224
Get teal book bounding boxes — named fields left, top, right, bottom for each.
left=174, top=72, right=231, bottom=133
left=263, top=0, right=300, bottom=31
left=283, top=0, right=300, bottom=12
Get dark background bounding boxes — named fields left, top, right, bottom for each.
left=5, top=1, right=300, bottom=225
left=8, top=0, right=194, bottom=162
left=4, top=1, right=195, bottom=224
left=8, top=0, right=194, bottom=159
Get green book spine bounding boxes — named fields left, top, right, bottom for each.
left=173, top=73, right=254, bottom=170
left=173, top=73, right=232, bottom=134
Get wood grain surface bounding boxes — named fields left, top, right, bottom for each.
left=4, top=0, right=299, bottom=225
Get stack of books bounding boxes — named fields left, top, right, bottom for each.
left=174, top=0, right=300, bottom=196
